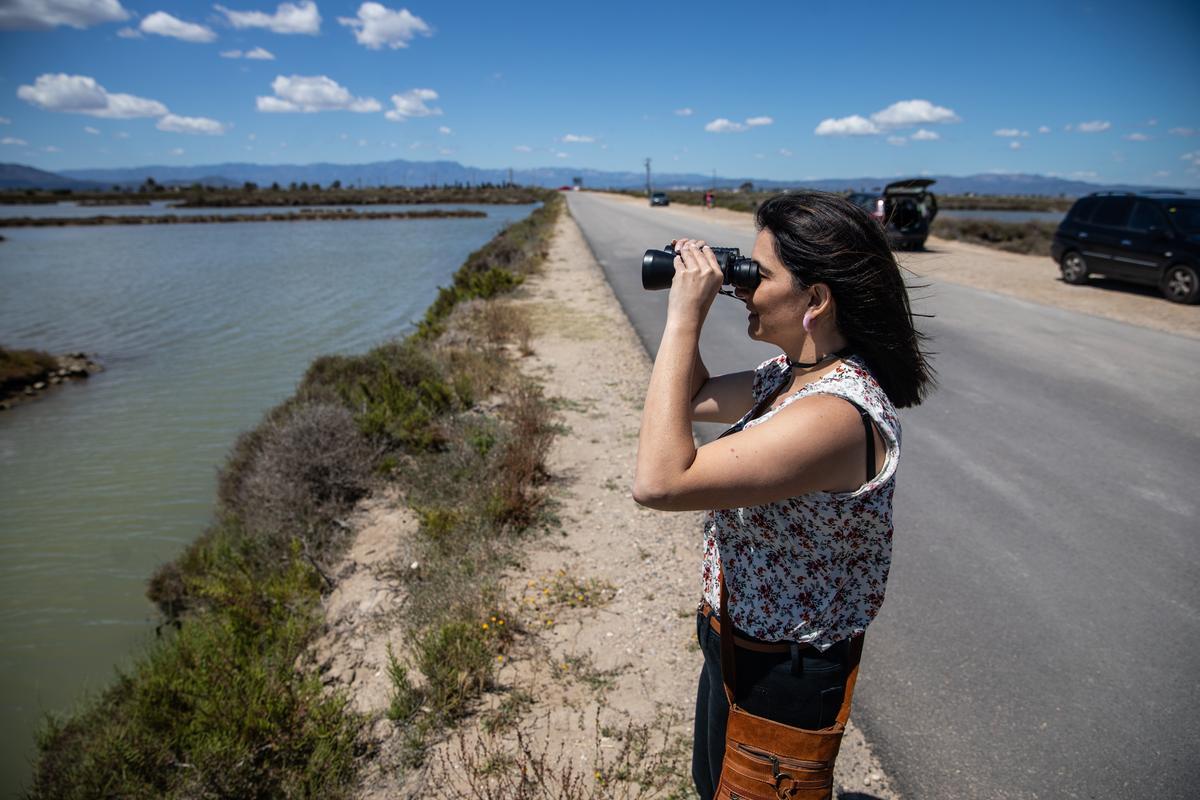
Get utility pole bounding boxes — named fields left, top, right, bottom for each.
left=644, top=158, right=652, bottom=197
left=508, top=167, right=513, bottom=187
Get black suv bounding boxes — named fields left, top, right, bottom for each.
left=848, top=178, right=938, bottom=250
left=650, top=191, right=669, bottom=207
left=1052, top=191, right=1200, bottom=304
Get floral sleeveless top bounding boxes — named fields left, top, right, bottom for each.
left=700, top=354, right=902, bottom=651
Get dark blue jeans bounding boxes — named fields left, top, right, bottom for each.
left=692, top=610, right=850, bottom=800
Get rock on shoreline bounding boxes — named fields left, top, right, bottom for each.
left=0, top=352, right=102, bottom=410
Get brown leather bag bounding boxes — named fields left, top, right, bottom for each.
left=714, top=573, right=865, bottom=800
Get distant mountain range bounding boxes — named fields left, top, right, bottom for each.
left=0, top=159, right=1188, bottom=197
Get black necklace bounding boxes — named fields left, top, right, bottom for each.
left=787, top=345, right=854, bottom=370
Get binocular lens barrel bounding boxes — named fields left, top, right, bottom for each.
left=640, top=245, right=760, bottom=291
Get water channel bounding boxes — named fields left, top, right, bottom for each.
left=0, top=203, right=537, bottom=793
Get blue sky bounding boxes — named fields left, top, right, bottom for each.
left=1, top=0, right=1198, bottom=186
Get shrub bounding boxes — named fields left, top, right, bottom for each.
left=417, top=622, right=493, bottom=721
left=222, top=402, right=378, bottom=555
left=0, top=345, right=58, bottom=392
left=930, top=217, right=1057, bottom=255
left=30, top=552, right=361, bottom=800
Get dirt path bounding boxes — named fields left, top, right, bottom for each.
left=318, top=207, right=899, bottom=797
left=599, top=192, right=1200, bottom=339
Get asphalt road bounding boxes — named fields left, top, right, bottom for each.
left=566, top=191, right=1200, bottom=800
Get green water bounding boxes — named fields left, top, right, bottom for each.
left=0, top=205, right=536, bottom=793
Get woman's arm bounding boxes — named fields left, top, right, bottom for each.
left=634, top=392, right=867, bottom=511
left=691, top=361, right=755, bottom=424
left=632, top=239, right=862, bottom=511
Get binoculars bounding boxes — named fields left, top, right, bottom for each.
left=641, top=244, right=760, bottom=291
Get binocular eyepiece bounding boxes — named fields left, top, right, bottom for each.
left=641, top=244, right=760, bottom=291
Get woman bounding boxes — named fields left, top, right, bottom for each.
left=631, top=192, right=934, bottom=798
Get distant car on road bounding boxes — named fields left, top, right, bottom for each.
left=650, top=192, right=669, bottom=207
left=1051, top=191, right=1200, bottom=304
left=848, top=179, right=938, bottom=250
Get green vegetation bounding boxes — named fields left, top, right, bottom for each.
left=28, top=192, right=564, bottom=797
left=632, top=187, right=1073, bottom=214
left=0, top=209, right=487, bottom=228
left=0, top=183, right=546, bottom=207
left=938, top=194, right=1073, bottom=212
left=930, top=217, right=1058, bottom=256
left=0, top=346, right=58, bottom=394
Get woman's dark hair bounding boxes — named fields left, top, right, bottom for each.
left=756, top=191, right=936, bottom=408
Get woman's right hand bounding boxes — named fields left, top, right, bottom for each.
left=666, top=238, right=724, bottom=329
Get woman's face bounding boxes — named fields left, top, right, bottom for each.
left=738, top=229, right=812, bottom=345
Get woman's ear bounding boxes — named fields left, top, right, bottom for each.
left=809, top=283, right=834, bottom=312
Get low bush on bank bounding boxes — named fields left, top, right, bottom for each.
left=29, top=194, right=563, bottom=797
left=930, top=217, right=1058, bottom=256
left=0, top=345, right=58, bottom=392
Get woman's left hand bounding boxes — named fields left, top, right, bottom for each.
left=667, top=238, right=724, bottom=328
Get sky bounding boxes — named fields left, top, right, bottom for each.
left=1, top=0, right=1198, bottom=186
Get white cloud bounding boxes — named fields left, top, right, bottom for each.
left=994, top=128, right=1023, bottom=137
left=116, top=26, right=140, bottom=38
left=778, top=148, right=793, bottom=157
left=745, top=116, right=773, bottom=127
left=384, top=88, right=440, bottom=120
left=168, top=147, right=184, bottom=156
left=870, top=99, right=959, bottom=128
left=438, top=147, right=452, bottom=156
left=887, top=136, right=907, bottom=146
left=42, top=145, right=60, bottom=152
left=114, top=131, right=129, bottom=138
left=513, top=144, right=531, bottom=152
left=140, top=11, right=216, bottom=42
left=0, top=0, right=128, bottom=30
left=1146, top=119, right=1158, bottom=126
left=257, top=75, right=381, bottom=113
left=18, top=73, right=168, bottom=118
left=338, top=3, right=431, bottom=50
left=674, top=108, right=693, bottom=117
left=437, top=126, right=451, bottom=135
left=221, top=46, right=275, bottom=59
left=1, top=136, right=28, bottom=145
left=1076, top=120, right=1111, bottom=133
left=216, top=1, right=320, bottom=34
left=705, top=118, right=746, bottom=133
left=1009, top=141, right=1021, bottom=150
left=1123, top=132, right=1150, bottom=142
left=561, top=133, right=594, bottom=143
left=83, top=125, right=100, bottom=134
left=358, top=138, right=368, bottom=146
left=157, top=113, right=227, bottom=135
left=554, top=151, right=568, bottom=159
left=814, top=115, right=879, bottom=136
left=1181, top=151, right=1200, bottom=164
left=1070, top=170, right=1099, bottom=180
left=1038, top=125, right=1051, bottom=134
left=0, top=116, right=11, bottom=124
left=1169, top=127, right=1197, bottom=137
left=911, top=128, right=939, bottom=141
left=1153, top=170, right=1170, bottom=178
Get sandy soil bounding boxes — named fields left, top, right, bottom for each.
left=315, top=207, right=899, bottom=798
left=600, top=192, right=1200, bottom=339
